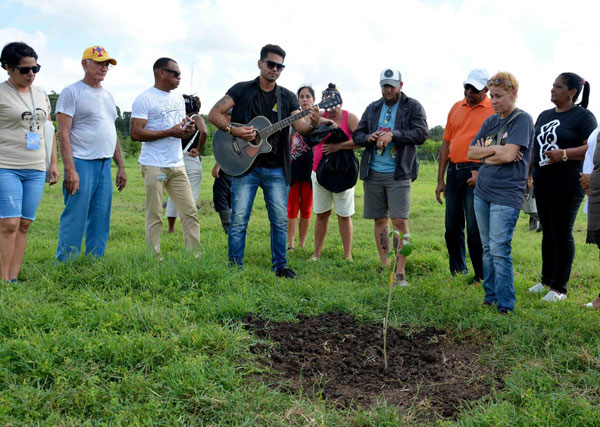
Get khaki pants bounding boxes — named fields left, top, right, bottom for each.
left=141, top=165, right=200, bottom=256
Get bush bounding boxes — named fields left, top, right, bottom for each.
left=417, top=139, right=442, bottom=162
left=120, top=136, right=141, bottom=158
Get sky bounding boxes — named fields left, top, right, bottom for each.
left=1, top=0, right=599, bottom=128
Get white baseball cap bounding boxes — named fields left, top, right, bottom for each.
left=380, top=68, right=402, bottom=87
left=463, top=68, right=489, bottom=91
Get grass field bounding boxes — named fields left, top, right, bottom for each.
left=1, top=156, right=599, bottom=425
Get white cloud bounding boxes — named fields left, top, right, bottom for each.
left=2, top=0, right=599, bottom=127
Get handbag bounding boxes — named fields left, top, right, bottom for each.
left=43, top=120, right=55, bottom=182
left=313, top=127, right=358, bottom=193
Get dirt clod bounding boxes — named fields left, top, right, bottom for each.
left=243, top=311, right=501, bottom=420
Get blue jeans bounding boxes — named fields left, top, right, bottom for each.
left=474, top=196, right=521, bottom=312
left=56, top=158, right=113, bottom=261
left=229, top=167, right=289, bottom=270
left=0, top=168, right=45, bottom=220
left=444, top=165, right=483, bottom=279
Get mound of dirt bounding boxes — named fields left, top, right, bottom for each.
left=243, top=311, right=501, bottom=420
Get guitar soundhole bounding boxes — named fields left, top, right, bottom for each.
left=249, top=133, right=262, bottom=147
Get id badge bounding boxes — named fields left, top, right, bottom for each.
left=26, top=132, right=40, bottom=150
left=157, top=172, right=167, bottom=181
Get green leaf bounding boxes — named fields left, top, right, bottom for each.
left=387, top=250, right=395, bottom=259
left=401, top=242, right=413, bottom=257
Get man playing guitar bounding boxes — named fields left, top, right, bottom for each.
left=208, top=44, right=320, bottom=278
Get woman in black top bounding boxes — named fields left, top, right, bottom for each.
left=528, top=73, right=597, bottom=301
left=287, top=84, right=315, bottom=250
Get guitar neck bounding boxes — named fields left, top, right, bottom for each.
left=260, top=109, right=311, bottom=138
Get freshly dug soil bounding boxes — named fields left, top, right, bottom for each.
left=243, top=311, right=501, bottom=420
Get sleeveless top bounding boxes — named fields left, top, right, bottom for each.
left=312, top=109, right=351, bottom=172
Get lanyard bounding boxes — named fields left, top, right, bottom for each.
left=7, top=80, right=37, bottom=127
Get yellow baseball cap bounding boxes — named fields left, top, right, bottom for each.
left=82, top=46, right=117, bottom=65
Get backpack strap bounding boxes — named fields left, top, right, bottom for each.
left=495, top=110, right=522, bottom=145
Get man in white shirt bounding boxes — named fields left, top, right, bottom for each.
left=56, top=45, right=126, bottom=261
left=130, top=57, right=200, bottom=258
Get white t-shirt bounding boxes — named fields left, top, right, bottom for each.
left=583, top=126, right=600, bottom=214
left=132, top=87, right=185, bottom=167
left=56, top=80, right=117, bottom=160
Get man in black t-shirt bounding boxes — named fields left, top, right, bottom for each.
left=208, top=44, right=320, bottom=278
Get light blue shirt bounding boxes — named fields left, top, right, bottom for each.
left=369, top=102, right=399, bottom=173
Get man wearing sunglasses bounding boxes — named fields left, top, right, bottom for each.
left=353, top=69, right=428, bottom=287
left=130, top=57, right=200, bottom=259
left=435, top=68, right=493, bottom=283
left=55, top=45, right=127, bottom=261
left=208, top=44, right=320, bottom=278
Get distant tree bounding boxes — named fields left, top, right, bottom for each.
left=427, top=125, right=444, bottom=142
left=417, top=139, right=443, bottom=162
left=48, top=91, right=58, bottom=121
left=202, top=114, right=216, bottom=156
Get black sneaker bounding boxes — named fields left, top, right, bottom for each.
left=275, top=267, right=297, bottom=279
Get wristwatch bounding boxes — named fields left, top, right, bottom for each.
left=225, top=124, right=232, bottom=135
left=562, top=149, right=568, bottom=162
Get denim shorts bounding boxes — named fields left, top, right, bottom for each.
left=0, top=168, right=46, bottom=220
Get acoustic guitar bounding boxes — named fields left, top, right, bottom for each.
left=213, top=94, right=342, bottom=176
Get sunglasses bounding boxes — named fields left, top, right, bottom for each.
left=162, top=68, right=181, bottom=78
left=463, top=84, right=482, bottom=93
left=487, top=78, right=513, bottom=89
left=12, top=64, right=41, bottom=74
left=264, top=60, right=285, bottom=71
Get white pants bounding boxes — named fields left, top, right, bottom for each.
left=166, top=153, right=202, bottom=217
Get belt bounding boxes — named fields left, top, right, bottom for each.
left=448, top=161, right=480, bottom=171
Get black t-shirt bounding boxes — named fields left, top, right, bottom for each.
left=251, top=88, right=282, bottom=168
left=290, top=130, right=313, bottom=184
left=226, top=78, right=300, bottom=183
left=533, top=106, right=597, bottom=190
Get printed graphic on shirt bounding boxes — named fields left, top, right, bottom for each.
left=484, top=131, right=509, bottom=147
left=375, top=126, right=397, bottom=158
left=290, top=132, right=310, bottom=161
left=273, top=102, right=278, bottom=113
left=536, top=119, right=560, bottom=166
left=21, top=107, right=47, bottom=133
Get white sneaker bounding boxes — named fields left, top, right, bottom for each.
left=541, top=290, right=567, bottom=302
left=394, top=273, right=409, bottom=287
left=527, top=283, right=547, bottom=293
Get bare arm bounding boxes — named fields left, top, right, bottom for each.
left=113, top=138, right=127, bottom=191
left=292, top=107, right=320, bottom=136
left=435, top=140, right=450, bottom=204
left=57, top=112, right=79, bottom=194
left=543, top=142, right=588, bottom=163
left=47, top=131, right=60, bottom=185
left=469, top=142, right=522, bottom=164
left=130, top=117, right=193, bottom=142
left=207, top=95, right=235, bottom=131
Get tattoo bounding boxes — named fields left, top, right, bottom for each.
left=217, top=95, right=231, bottom=106
left=380, top=227, right=390, bottom=252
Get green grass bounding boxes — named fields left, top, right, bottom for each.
left=1, top=156, right=599, bottom=425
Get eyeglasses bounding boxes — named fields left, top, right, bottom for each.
left=487, top=78, right=513, bottom=89
left=11, top=64, right=41, bottom=74
left=463, top=84, right=482, bottom=93
left=162, top=68, right=181, bottom=78
left=264, top=60, right=285, bottom=71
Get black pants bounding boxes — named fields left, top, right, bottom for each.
left=444, top=164, right=484, bottom=280
left=534, top=184, right=584, bottom=294
left=213, top=172, right=232, bottom=213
